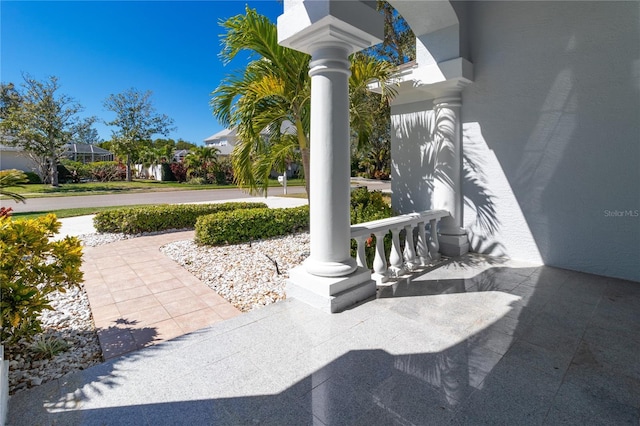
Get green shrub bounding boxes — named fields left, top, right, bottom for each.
left=93, top=202, right=268, bottom=234
left=0, top=214, right=83, bottom=344
left=161, top=163, right=176, bottom=182
left=60, top=159, right=91, bottom=182
left=195, top=205, right=309, bottom=245
left=56, top=163, right=72, bottom=183
left=170, top=162, right=187, bottom=183
left=350, top=187, right=392, bottom=224
left=24, top=171, right=42, bottom=184
left=349, top=188, right=394, bottom=268
left=89, top=161, right=125, bottom=182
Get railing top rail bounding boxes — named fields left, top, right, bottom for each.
left=350, top=209, right=450, bottom=238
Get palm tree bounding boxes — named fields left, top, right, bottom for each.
left=211, top=7, right=395, bottom=196
left=137, top=146, right=169, bottom=179
left=0, top=169, right=28, bottom=203
left=184, top=146, right=219, bottom=182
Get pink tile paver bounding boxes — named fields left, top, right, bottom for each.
left=82, top=231, right=242, bottom=359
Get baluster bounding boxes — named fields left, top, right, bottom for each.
left=372, top=230, right=388, bottom=283
left=403, top=224, right=418, bottom=270
left=389, top=227, right=404, bottom=277
left=428, top=218, right=441, bottom=262
left=353, top=235, right=368, bottom=269
left=416, top=221, right=429, bottom=266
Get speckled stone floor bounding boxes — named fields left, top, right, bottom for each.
left=8, top=255, right=640, bottom=425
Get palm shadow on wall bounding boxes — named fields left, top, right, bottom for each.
left=393, top=101, right=504, bottom=255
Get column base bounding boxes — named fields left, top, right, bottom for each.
left=438, top=234, right=470, bottom=257
left=304, top=257, right=357, bottom=278
left=287, top=266, right=376, bottom=313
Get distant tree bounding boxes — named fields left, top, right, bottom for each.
left=0, top=83, right=22, bottom=120
left=97, top=140, right=114, bottom=152
left=72, top=124, right=102, bottom=145
left=364, top=1, right=415, bottom=65
left=0, top=75, right=92, bottom=186
left=175, top=139, right=196, bottom=151
left=184, top=146, right=219, bottom=182
left=151, top=138, right=175, bottom=150
left=103, top=88, right=175, bottom=181
left=150, top=137, right=196, bottom=160
left=349, top=1, right=412, bottom=180
left=140, top=144, right=173, bottom=166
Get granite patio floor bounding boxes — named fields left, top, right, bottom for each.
left=8, top=254, right=639, bottom=425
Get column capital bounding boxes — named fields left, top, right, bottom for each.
left=278, top=0, right=383, bottom=55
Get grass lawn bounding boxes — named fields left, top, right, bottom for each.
left=10, top=205, right=163, bottom=220
left=1, top=179, right=306, bottom=199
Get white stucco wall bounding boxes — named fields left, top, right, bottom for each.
left=461, top=1, right=639, bottom=282
left=392, top=1, right=639, bottom=282
left=0, top=150, right=36, bottom=172
left=391, top=100, right=435, bottom=214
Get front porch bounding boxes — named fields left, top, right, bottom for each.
left=10, top=255, right=639, bottom=424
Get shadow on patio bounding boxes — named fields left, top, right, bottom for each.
left=8, top=255, right=640, bottom=425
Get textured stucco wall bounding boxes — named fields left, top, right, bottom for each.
left=463, top=1, right=640, bottom=281
left=391, top=100, right=436, bottom=214
left=392, top=1, right=639, bottom=282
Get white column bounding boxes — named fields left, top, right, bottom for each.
left=432, top=93, right=469, bottom=256
left=304, top=44, right=357, bottom=278
left=278, top=0, right=382, bottom=312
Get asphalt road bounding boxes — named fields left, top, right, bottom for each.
left=3, top=186, right=307, bottom=213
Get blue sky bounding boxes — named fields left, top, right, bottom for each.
left=1, top=1, right=283, bottom=145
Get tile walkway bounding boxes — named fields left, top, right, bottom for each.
left=81, top=231, right=241, bottom=359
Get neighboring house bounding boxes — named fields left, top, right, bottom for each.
left=0, top=142, right=114, bottom=172
left=173, top=149, right=189, bottom=163
left=203, top=128, right=238, bottom=156
left=63, top=143, right=114, bottom=163
left=0, top=144, right=36, bottom=172
left=204, top=122, right=299, bottom=177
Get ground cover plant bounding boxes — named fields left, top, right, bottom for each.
left=93, top=202, right=268, bottom=234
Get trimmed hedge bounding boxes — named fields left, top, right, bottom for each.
left=195, top=205, right=309, bottom=245
left=93, top=202, right=267, bottom=234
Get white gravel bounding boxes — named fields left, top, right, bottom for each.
left=161, top=233, right=310, bottom=312
left=7, top=229, right=310, bottom=394
left=6, top=282, right=102, bottom=394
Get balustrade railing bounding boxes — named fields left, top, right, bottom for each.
left=350, top=210, right=449, bottom=284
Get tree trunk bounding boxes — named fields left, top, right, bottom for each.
left=50, top=155, right=59, bottom=187
left=301, top=146, right=310, bottom=197
left=126, top=154, right=132, bottom=182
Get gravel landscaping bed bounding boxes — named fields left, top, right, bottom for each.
left=161, top=233, right=310, bottom=312
left=5, top=281, right=102, bottom=394
left=6, top=230, right=310, bottom=394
